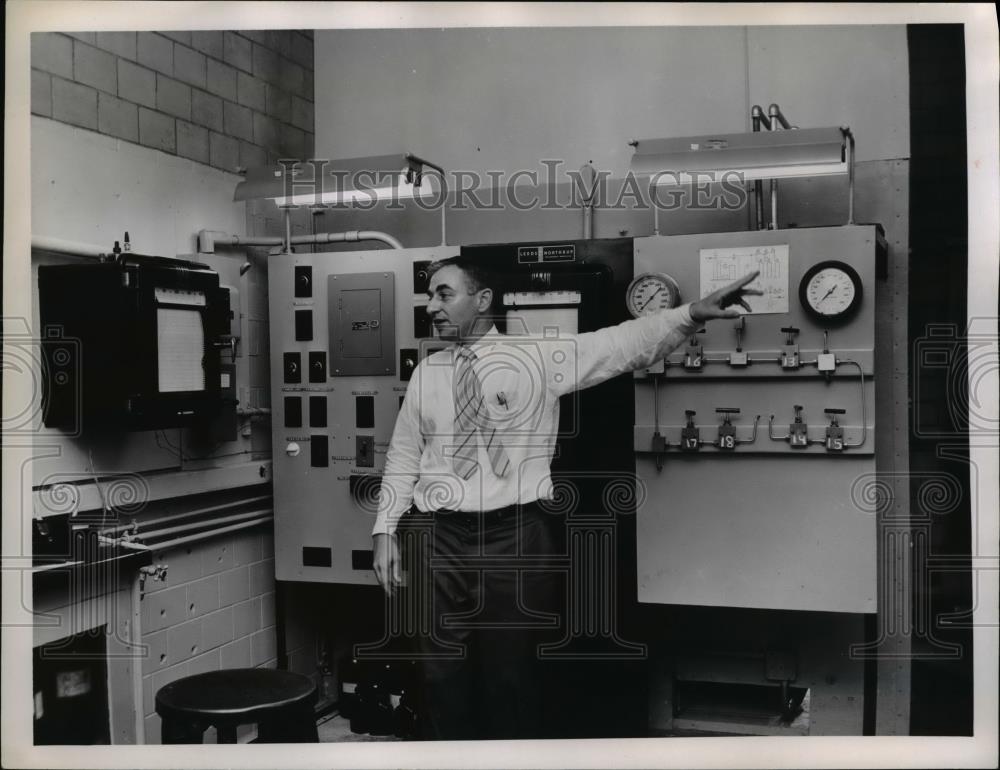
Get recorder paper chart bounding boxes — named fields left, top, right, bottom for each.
left=699, top=244, right=790, bottom=314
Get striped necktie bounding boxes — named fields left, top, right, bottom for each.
left=452, top=345, right=510, bottom=480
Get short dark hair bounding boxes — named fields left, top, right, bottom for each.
left=425, top=255, right=495, bottom=295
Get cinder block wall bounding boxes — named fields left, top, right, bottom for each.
left=31, top=30, right=314, bottom=171
left=140, top=527, right=276, bottom=743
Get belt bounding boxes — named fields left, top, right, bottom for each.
left=416, top=501, right=540, bottom=524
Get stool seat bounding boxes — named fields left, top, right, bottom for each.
left=155, top=668, right=318, bottom=744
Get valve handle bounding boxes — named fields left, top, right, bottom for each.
left=684, top=409, right=696, bottom=417
left=715, top=407, right=740, bottom=414
left=824, top=408, right=846, bottom=414
left=780, top=326, right=800, bottom=334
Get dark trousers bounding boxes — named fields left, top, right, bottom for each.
left=401, top=502, right=562, bottom=740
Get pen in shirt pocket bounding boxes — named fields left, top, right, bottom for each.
left=496, top=392, right=508, bottom=410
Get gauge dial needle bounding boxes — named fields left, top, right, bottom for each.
left=820, top=285, right=838, bottom=303
left=639, top=287, right=663, bottom=311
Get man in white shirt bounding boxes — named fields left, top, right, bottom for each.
left=372, top=256, right=759, bottom=739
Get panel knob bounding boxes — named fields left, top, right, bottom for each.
left=286, top=442, right=301, bottom=457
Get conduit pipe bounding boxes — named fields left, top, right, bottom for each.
left=198, top=229, right=404, bottom=253
left=31, top=236, right=111, bottom=260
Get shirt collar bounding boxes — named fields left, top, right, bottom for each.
left=453, top=324, right=501, bottom=359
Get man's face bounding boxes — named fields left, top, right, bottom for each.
left=426, top=265, right=491, bottom=341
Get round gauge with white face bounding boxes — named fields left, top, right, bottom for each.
left=799, top=260, right=863, bottom=324
left=626, top=272, right=681, bottom=318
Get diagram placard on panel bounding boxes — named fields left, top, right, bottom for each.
left=328, top=272, right=396, bottom=376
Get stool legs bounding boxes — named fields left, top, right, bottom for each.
left=256, top=703, right=319, bottom=743
left=161, top=718, right=204, bottom=744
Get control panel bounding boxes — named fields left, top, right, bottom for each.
left=269, top=247, right=449, bottom=584
left=632, top=225, right=883, bottom=613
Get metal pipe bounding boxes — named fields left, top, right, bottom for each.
left=839, top=359, right=868, bottom=448
left=197, top=229, right=404, bottom=253
left=31, top=236, right=111, bottom=260
left=143, top=515, right=271, bottom=551
left=768, top=103, right=791, bottom=130
left=283, top=207, right=292, bottom=254
left=101, top=494, right=272, bottom=534
left=137, top=507, right=272, bottom=541
left=131, top=571, right=145, bottom=744
left=844, top=127, right=856, bottom=225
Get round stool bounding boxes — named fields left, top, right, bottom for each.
left=155, top=668, right=319, bottom=744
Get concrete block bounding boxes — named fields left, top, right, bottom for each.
left=191, top=88, right=223, bottom=132
left=259, top=591, right=275, bottom=629
left=31, top=33, right=73, bottom=79
left=186, top=575, right=220, bottom=618
left=250, top=627, right=277, bottom=667
left=98, top=91, right=139, bottom=142
left=174, top=43, right=207, bottom=89
left=223, top=100, right=253, bottom=142
left=151, top=662, right=190, bottom=705
left=97, top=31, right=136, bottom=60
left=142, top=672, right=154, bottom=716
left=144, top=713, right=162, bottom=745
left=191, top=31, right=223, bottom=59
left=261, top=533, right=274, bottom=559
left=201, top=539, right=234, bottom=576
left=161, top=31, right=192, bottom=46
left=236, top=71, right=266, bottom=111
left=251, top=111, right=278, bottom=151
left=74, top=41, right=117, bottom=93
left=290, top=95, right=313, bottom=132
left=140, top=629, right=169, bottom=676
left=233, top=532, right=262, bottom=566
left=223, top=31, right=252, bottom=73
left=117, top=59, right=155, bottom=108
left=65, top=32, right=96, bottom=44
left=265, top=84, right=291, bottom=123
left=209, top=131, right=239, bottom=171
left=233, top=599, right=257, bottom=637
left=303, top=69, right=314, bottom=101
left=265, top=31, right=293, bottom=58
left=188, top=648, right=221, bottom=677
left=155, top=74, right=191, bottom=120
left=177, top=120, right=209, bottom=164
left=220, top=637, right=251, bottom=669
left=202, top=606, right=235, bottom=650
left=251, top=43, right=280, bottom=86
left=205, top=58, right=236, bottom=101
left=278, top=60, right=304, bottom=99
left=137, top=32, right=173, bottom=76
left=142, top=584, right=185, bottom=634
left=138, top=107, right=175, bottom=153
left=168, top=618, right=203, bottom=662
left=289, top=32, right=314, bottom=69
left=149, top=545, right=201, bottom=591
left=51, top=76, right=98, bottom=130
left=31, top=69, right=52, bottom=117
left=249, top=559, right=275, bottom=596
left=279, top=125, right=308, bottom=160
left=239, top=141, right=266, bottom=170
left=219, top=565, right=250, bottom=605
left=240, top=31, right=268, bottom=47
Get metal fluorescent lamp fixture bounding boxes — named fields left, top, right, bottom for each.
left=233, top=153, right=444, bottom=206
left=629, top=126, right=850, bottom=184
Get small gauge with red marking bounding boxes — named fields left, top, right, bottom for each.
left=626, top=272, right=681, bottom=318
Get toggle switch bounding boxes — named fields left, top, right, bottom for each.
left=294, top=265, right=312, bottom=297
left=824, top=408, right=846, bottom=452
left=684, top=330, right=705, bottom=371
left=308, top=351, right=327, bottom=382
left=283, top=352, right=301, bottom=383
left=399, top=348, right=418, bottom=381
left=780, top=327, right=800, bottom=370
left=285, top=442, right=301, bottom=457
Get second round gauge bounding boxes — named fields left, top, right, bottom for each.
left=626, top=272, right=681, bottom=318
